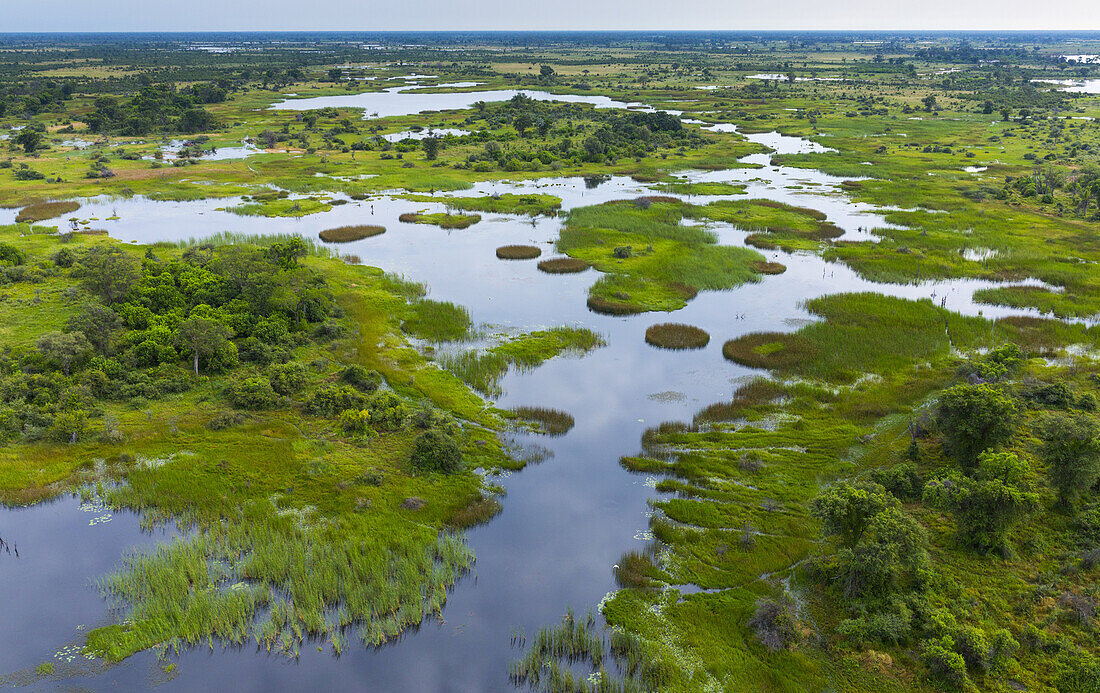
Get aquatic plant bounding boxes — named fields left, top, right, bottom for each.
left=15, top=201, right=80, bottom=224
left=509, top=406, right=575, bottom=436
left=318, top=225, right=385, bottom=242
left=643, top=323, right=710, bottom=350
left=398, top=212, right=481, bottom=229
left=537, top=257, right=590, bottom=274
left=496, top=245, right=542, bottom=260
left=749, top=261, right=786, bottom=275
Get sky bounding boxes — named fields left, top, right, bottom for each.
left=2, top=0, right=1099, bottom=32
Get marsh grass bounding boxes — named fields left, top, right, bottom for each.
left=509, top=406, right=575, bottom=436
left=496, top=245, right=542, bottom=260
left=722, top=332, right=817, bottom=370
left=447, top=494, right=503, bottom=529
left=86, top=501, right=476, bottom=661
left=510, top=610, right=661, bottom=693
left=749, top=261, right=787, bottom=275
left=318, top=225, right=385, bottom=242
left=398, top=212, right=481, bottom=229
left=15, top=201, right=80, bottom=224
left=694, top=378, right=785, bottom=424
left=644, top=323, right=710, bottom=350
left=537, top=257, right=590, bottom=274
left=166, top=231, right=331, bottom=257
left=401, top=298, right=472, bottom=342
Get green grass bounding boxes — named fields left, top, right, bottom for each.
left=318, top=225, right=385, bottom=242
left=15, top=201, right=80, bottom=224
left=401, top=298, right=472, bottom=342
left=559, top=199, right=764, bottom=314
left=226, top=197, right=333, bottom=217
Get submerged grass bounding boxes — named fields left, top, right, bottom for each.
left=401, top=298, right=472, bottom=342
left=509, top=406, right=576, bottom=436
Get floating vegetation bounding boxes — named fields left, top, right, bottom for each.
left=644, top=323, right=710, bottom=350
left=510, top=406, right=576, bottom=436
left=496, top=245, right=542, bottom=260
left=402, top=192, right=562, bottom=216
left=750, top=261, right=787, bottom=275
left=538, top=257, right=590, bottom=274
left=226, top=197, right=332, bottom=218
left=398, top=212, right=481, bottom=229
left=318, top=225, right=385, bottom=242
left=15, top=201, right=80, bottom=224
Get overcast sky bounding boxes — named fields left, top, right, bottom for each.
left=3, top=0, right=1099, bottom=32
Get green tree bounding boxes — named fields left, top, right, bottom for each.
left=36, top=331, right=92, bottom=376
left=936, top=384, right=1018, bottom=468
left=811, top=481, right=897, bottom=547
left=1040, top=413, right=1100, bottom=507
left=837, top=506, right=929, bottom=598
left=66, top=302, right=122, bottom=355
left=14, top=127, right=43, bottom=153
left=175, top=317, right=233, bottom=375
left=924, top=451, right=1039, bottom=555
left=422, top=136, right=442, bottom=161
left=79, top=246, right=141, bottom=304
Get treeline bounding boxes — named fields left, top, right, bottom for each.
left=87, top=83, right=222, bottom=135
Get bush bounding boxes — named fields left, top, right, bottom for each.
left=868, top=463, right=924, bottom=500
left=748, top=596, right=798, bottom=651
left=341, top=365, right=382, bottom=392
left=921, top=637, right=969, bottom=688
left=268, top=362, right=307, bottom=395
left=305, top=384, right=365, bottom=416
left=338, top=408, right=372, bottom=436
left=207, top=410, right=249, bottom=430
left=225, top=377, right=279, bottom=409
left=365, top=390, right=408, bottom=431
left=409, top=428, right=462, bottom=473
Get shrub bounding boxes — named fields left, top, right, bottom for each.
left=341, top=365, right=382, bottom=392
left=366, top=390, right=408, bottom=431
left=305, top=385, right=365, bottom=416
left=495, top=245, right=542, bottom=260
left=338, top=408, right=372, bottom=436
left=207, top=410, right=249, bottom=430
left=225, top=377, right=279, bottom=410
left=268, top=362, right=307, bottom=395
left=1040, top=413, right=1100, bottom=507
left=921, top=637, right=969, bottom=688
left=318, top=225, right=385, bottom=242
left=748, top=596, right=798, bottom=651
left=868, top=463, right=925, bottom=500
left=409, top=428, right=462, bottom=473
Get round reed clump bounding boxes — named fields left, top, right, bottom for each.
left=318, top=225, right=385, bottom=242
left=510, top=406, right=575, bottom=436
left=750, top=261, right=787, bottom=275
left=496, top=245, right=542, bottom=260
left=645, top=323, right=711, bottom=350
left=586, top=295, right=642, bottom=315
left=537, top=257, right=589, bottom=274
